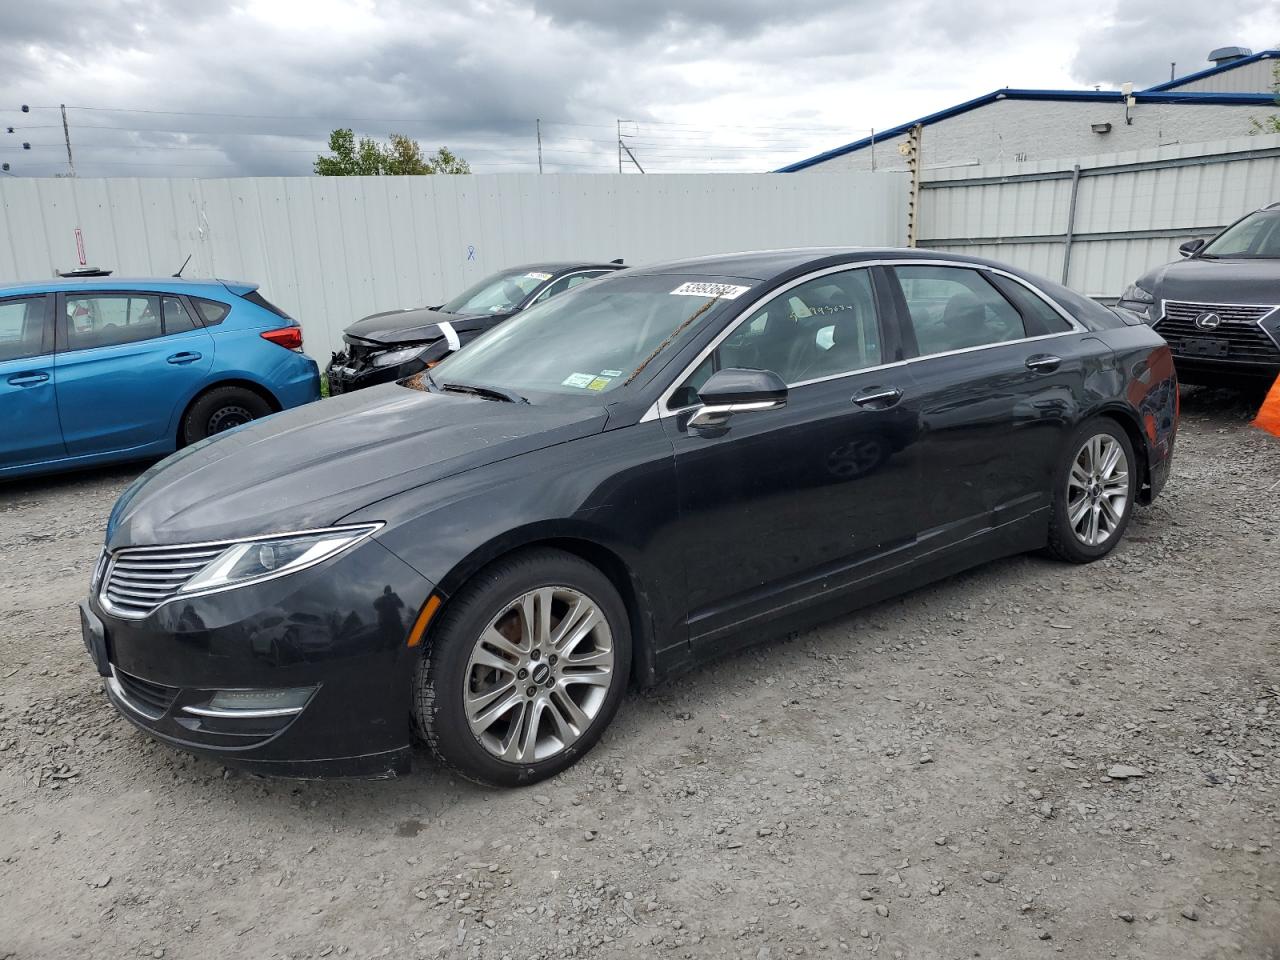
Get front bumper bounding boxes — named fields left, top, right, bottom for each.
left=84, top=537, right=434, bottom=778
left=326, top=352, right=428, bottom=395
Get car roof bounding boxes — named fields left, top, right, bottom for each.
left=621, top=247, right=1003, bottom=281
left=0, top=276, right=249, bottom=297
left=504, top=262, right=624, bottom=274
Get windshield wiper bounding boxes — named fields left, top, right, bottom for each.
left=440, top=381, right=528, bottom=404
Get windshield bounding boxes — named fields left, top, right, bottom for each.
left=428, top=274, right=754, bottom=398
left=1201, top=211, right=1280, bottom=259
left=440, top=267, right=555, bottom=314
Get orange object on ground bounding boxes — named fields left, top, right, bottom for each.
left=1253, top=374, right=1280, bottom=437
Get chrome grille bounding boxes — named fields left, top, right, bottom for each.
left=1157, top=300, right=1280, bottom=363
left=101, top=544, right=225, bottom=618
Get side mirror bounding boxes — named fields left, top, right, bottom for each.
left=1178, top=238, right=1206, bottom=258
left=687, top=368, right=787, bottom=430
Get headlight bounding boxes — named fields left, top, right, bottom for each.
left=179, top=524, right=381, bottom=596
left=1121, top=282, right=1154, bottom=304
left=372, top=346, right=427, bottom=367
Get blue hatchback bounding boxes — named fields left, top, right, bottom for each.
left=0, top=276, right=320, bottom=479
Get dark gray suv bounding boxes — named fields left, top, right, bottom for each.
left=1118, top=202, right=1280, bottom=386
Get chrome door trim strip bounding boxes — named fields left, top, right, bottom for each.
left=641, top=257, right=1087, bottom=423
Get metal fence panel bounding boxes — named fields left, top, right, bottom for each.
left=0, top=172, right=907, bottom=360
left=919, top=133, right=1280, bottom=297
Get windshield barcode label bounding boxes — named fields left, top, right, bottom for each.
left=669, top=282, right=751, bottom=300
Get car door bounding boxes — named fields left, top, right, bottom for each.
left=885, top=263, right=1098, bottom=544
left=0, top=293, right=64, bottom=470
left=660, top=265, right=924, bottom=650
left=54, top=292, right=215, bottom=456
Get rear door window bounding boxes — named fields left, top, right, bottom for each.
left=63, top=294, right=164, bottom=351
left=161, top=296, right=201, bottom=334
left=893, top=266, right=1027, bottom=356
left=0, top=296, right=50, bottom=362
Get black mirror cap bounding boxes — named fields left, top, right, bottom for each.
left=697, top=367, right=788, bottom=405
left=1178, top=238, right=1206, bottom=258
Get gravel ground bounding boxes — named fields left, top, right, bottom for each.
left=1, top=388, right=1278, bottom=960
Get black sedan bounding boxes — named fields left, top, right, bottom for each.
left=83, top=249, right=1178, bottom=786
left=1118, top=201, right=1280, bottom=386
left=325, top=261, right=623, bottom=393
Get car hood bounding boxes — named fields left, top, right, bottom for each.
left=1141, top=257, right=1280, bottom=305
left=344, top=306, right=503, bottom=346
left=106, top=387, right=607, bottom=549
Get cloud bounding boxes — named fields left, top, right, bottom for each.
left=1, top=0, right=1273, bottom=179
left=1069, top=0, right=1275, bottom=87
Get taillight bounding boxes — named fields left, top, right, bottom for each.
left=261, top=326, right=303, bottom=351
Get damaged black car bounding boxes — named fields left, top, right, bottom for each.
left=326, top=261, right=623, bottom=393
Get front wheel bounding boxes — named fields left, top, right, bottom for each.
left=413, top=549, right=631, bottom=787
left=1045, top=419, right=1137, bottom=563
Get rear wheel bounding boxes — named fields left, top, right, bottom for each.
left=1045, top=419, right=1136, bottom=563
left=181, top=386, right=273, bottom=445
left=413, top=548, right=631, bottom=787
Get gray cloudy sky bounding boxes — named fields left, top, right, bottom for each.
left=2, top=0, right=1275, bottom=177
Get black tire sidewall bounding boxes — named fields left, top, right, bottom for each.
left=1049, top=418, right=1137, bottom=562
left=415, top=549, right=632, bottom=788
left=182, top=387, right=272, bottom=445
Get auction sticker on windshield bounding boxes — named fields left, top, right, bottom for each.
left=561, top=372, right=596, bottom=388
left=670, top=281, right=751, bottom=300
left=526, top=272, right=553, bottom=281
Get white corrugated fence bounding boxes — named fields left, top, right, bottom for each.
left=0, top=172, right=908, bottom=360
left=917, top=133, right=1280, bottom=298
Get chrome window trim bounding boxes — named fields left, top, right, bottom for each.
left=99, top=523, right=383, bottom=619
left=642, top=258, right=1087, bottom=423
left=1158, top=298, right=1280, bottom=351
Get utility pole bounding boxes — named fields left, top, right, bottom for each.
left=536, top=118, right=543, bottom=174
left=620, top=139, right=645, bottom=173
left=870, top=128, right=876, bottom=171
left=617, top=119, right=622, bottom=173
left=60, top=104, right=75, bottom=177
left=899, top=123, right=923, bottom=247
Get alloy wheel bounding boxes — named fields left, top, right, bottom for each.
left=1066, top=434, right=1129, bottom=547
left=463, top=586, right=614, bottom=763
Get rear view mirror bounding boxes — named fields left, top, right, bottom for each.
left=1178, top=238, right=1206, bottom=258
left=688, top=368, right=787, bottom=430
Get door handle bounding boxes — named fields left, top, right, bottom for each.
left=851, top=386, right=902, bottom=408
left=7, top=372, right=49, bottom=387
left=167, top=351, right=202, bottom=365
left=1025, top=354, right=1062, bottom=372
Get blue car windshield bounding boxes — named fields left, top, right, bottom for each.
left=427, top=274, right=755, bottom=398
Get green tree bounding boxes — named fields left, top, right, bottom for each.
left=1249, top=62, right=1280, bottom=134
left=313, top=129, right=385, bottom=176
left=314, top=129, right=471, bottom=175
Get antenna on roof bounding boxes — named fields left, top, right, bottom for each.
left=173, top=253, right=193, bottom=278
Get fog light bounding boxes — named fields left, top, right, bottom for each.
left=183, top=685, right=316, bottom=718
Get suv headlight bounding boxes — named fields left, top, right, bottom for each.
left=372, top=346, right=428, bottom=368
left=179, top=524, right=381, bottom=596
left=1121, top=281, right=1154, bottom=304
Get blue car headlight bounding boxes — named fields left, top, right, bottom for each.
left=179, top=524, right=381, bottom=596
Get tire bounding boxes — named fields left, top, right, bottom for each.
left=1045, top=418, right=1137, bottom=563
left=413, top=548, right=631, bottom=787
left=181, top=386, right=273, bottom=445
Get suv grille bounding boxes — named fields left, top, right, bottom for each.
left=113, top=668, right=179, bottom=718
left=102, top=544, right=225, bottom=618
left=1157, top=300, right=1280, bottom=364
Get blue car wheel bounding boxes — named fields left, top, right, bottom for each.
left=181, top=385, right=274, bottom=445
